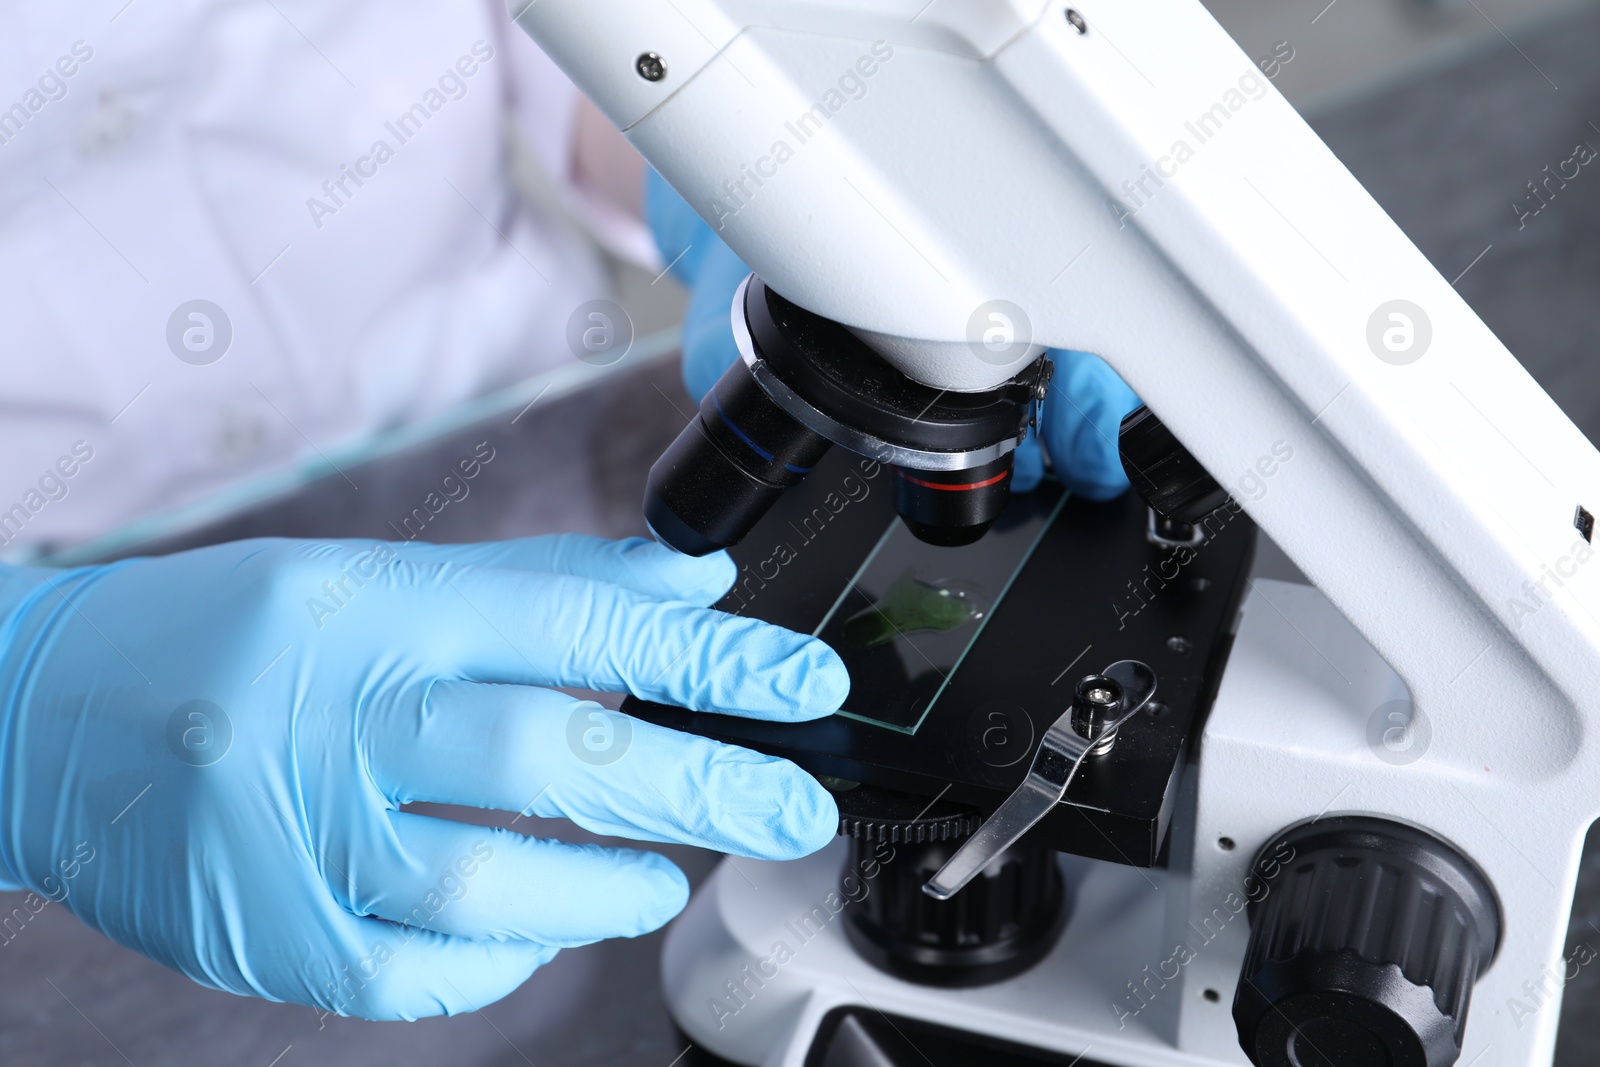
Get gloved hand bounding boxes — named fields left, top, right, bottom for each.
left=646, top=168, right=1140, bottom=498
left=0, top=535, right=845, bottom=1021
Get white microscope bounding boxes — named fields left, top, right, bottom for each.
left=513, top=3, right=1600, bottom=1065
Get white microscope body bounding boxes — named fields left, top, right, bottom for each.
left=513, top=3, right=1600, bottom=1064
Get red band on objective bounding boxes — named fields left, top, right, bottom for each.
left=896, top=470, right=1011, bottom=492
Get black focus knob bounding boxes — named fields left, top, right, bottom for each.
left=1234, top=817, right=1500, bottom=1067
left=1118, top=405, right=1230, bottom=522
left=834, top=785, right=1069, bottom=987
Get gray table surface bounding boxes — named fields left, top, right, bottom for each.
left=6, top=8, right=1600, bottom=1066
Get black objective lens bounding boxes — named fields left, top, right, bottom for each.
left=645, top=358, right=832, bottom=557
left=892, top=454, right=1015, bottom=548
left=1119, top=405, right=1229, bottom=523
left=647, top=277, right=1046, bottom=556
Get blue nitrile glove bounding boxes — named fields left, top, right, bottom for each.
left=646, top=168, right=1141, bottom=499
left=0, top=535, right=845, bottom=1021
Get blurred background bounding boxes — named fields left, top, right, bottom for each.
left=4, top=0, right=1600, bottom=1063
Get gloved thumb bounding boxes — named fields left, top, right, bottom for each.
left=1037, top=349, right=1141, bottom=500
left=645, top=167, right=721, bottom=288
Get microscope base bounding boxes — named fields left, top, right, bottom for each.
left=663, top=839, right=1241, bottom=1067
left=661, top=579, right=1578, bottom=1067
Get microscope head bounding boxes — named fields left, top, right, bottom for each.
left=644, top=275, right=1053, bottom=556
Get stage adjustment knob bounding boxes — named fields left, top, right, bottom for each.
left=1234, top=817, right=1500, bottom=1067
left=833, top=785, right=1069, bottom=987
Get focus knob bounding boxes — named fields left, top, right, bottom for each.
left=833, top=785, right=1069, bottom=987
left=1234, top=817, right=1500, bottom=1067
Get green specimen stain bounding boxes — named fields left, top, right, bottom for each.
left=842, top=569, right=983, bottom=650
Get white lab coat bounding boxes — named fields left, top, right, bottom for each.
left=0, top=0, right=654, bottom=553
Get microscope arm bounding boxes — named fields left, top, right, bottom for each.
left=513, top=0, right=1599, bottom=717
left=514, top=3, right=1600, bottom=1061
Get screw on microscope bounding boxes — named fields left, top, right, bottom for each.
left=1071, top=674, right=1124, bottom=755
left=636, top=52, right=667, bottom=82
left=1031, top=356, right=1054, bottom=401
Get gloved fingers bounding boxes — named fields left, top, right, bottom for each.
left=645, top=166, right=718, bottom=286
left=1040, top=349, right=1142, bottom=500
left=402, top=564, right=848, bottom=719
left=316, top=913, right=556, bottom=1021
left=681, top=240, right=754, bottom=403
left=392, top=535, right=737, bottom=608
left=642, top=164, right=756, bottom=406
left=346, top=813, right=689, bottom=947
left=1010, top=437, right=1046, bottom=494
left=363, top=681, right=838, bottom=860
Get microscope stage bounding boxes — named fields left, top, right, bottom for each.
left=625, top=449, right=1255, bottom=866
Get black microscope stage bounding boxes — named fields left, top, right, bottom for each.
left=624, top=448, right=1255, bottom=867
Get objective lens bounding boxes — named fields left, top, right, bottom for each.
left=892, top=454, right=1015, bottom=548
left=644, top=359, right=831, bottom=556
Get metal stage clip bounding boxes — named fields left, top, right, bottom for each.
left=923, top=660, right=1158, bottom=900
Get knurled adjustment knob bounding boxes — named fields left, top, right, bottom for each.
left=1234, top=817, right=1500, bottom=1067
left=835, top=783, right=983, bottom=844
left=831, top=784, right=1069, bottom=987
